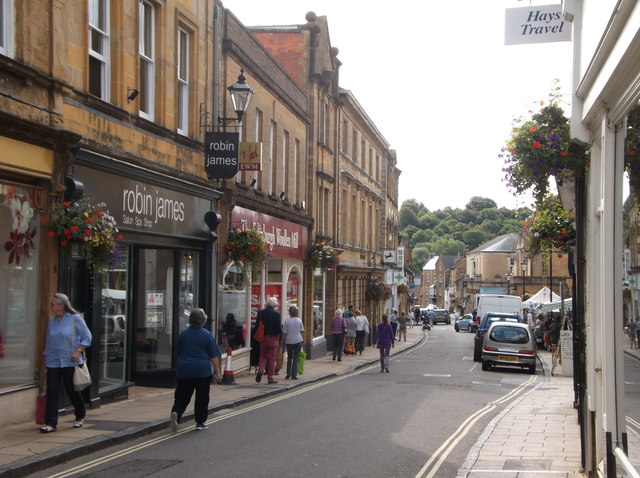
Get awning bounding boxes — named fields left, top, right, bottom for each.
left=537, top=298, right=573, bottom=314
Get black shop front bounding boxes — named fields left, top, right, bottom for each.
left=69, top=151, right=221, bottom=392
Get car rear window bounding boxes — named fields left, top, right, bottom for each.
left=489, top=326, right=529, bottom=344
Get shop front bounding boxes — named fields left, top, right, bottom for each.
left=72, top=151, right=221, bottom=391
left=218, top=206, right=308, bottom=368
left=0, top=135, right=55, bottom=425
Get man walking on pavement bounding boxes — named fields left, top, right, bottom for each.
left=256, top=297, right=282, bottom=384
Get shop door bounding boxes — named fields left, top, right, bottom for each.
left=133, top=247, right=200, bottom=387
left=133, top=248, right=175, bottom=386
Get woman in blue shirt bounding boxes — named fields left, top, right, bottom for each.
left=41, top=293, right=92, bottom=433
left=170, top=308, right=221, bottom=432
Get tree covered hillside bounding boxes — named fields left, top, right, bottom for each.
left=400, top=196, right=532, bottom=274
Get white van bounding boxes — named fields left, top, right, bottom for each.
left=475, top=294, right=523, bottom=324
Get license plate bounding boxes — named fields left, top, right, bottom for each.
left=498, top=355, right=519, bottom=362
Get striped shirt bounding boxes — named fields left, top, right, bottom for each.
left=330, top=316, right=347, bottom=334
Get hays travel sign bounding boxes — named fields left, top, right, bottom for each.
left=505, top=5, right=571, bottom=45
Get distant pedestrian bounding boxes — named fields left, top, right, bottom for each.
left=413, top=308, right=420, bottom=328
left=636, top=317, right=640, bottom=348
left=397, top=311, right=408, bottom=341
left=629, top=318, right=638, bottom=349
left=345, top=312, right=357, bottom=354
left=354, top=310, right=369, bottom=355
left=256, top=297, right=283, bottom=384
left=282, top=305, right=304, bottom=380
left=330, top=309, right=347, bottom=361
left=40, top=293, right=92, bottom=433
left=389, top=309, right=398, bottom=338
left=375, top=314, right=395, bottom=373
left=170, top=308, right=221, bottom=432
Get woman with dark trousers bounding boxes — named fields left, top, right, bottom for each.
left=41, top=293, right=92, bottom=433
left=282, top=305, right=304, bottom=379
left=170, top=308, right=221, bottom=432
left=375, top=314, right=395, bottom=373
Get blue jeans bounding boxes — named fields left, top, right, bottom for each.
left=378, top=345, right=391, bottom=369
left=46, top=366, right=86, bottom=428
left=285, top=342, right=302, bottom=378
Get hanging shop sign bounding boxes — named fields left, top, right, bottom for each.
left=239, top=142, right=262, bottom=171
left=230, top=206, right=306, bottom=259
left=505, top=4, right=571, bottom=45
left=204, top=131, right=239, bottom=179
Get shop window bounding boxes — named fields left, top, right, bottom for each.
left=98, top=248, right=128, bottom=393
left=286, top=266, right=300, bottom=311
left=313, top=271, right=325, bottom=339
left=267, top=258, right=282, bottom=283
left=218, top=263, right=247, bottom=351
left=0, top=183, right=40, bottom=390
left=88, top=0, right=110, bottom=101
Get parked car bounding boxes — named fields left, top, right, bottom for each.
left=481, top=322, right=537, bottom=374
left=432, top=309, right=451, bottom=325
left=473, top=312, right=524, bottom=361
left=455, top=314, right=477, bottom=333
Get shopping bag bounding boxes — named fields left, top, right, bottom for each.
left=276, top=351, right=284, bottom=371
left=297, top=350, right=306, bottom=376
left=254, top=320, right=265, bottom=343
left=36, top=393, right=47, bottom=425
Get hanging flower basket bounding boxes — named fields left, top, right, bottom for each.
left=501, top=86, right=589, bottom=204
left=225, top=227, right=267, bottom=283
left=42, top=197, right=122, bottom=275
left=397, top=283, right=409, bottom=295
left=522, top=194, right=575, bottom=255
left=366, top=280, right=390, bottom=301
left=309, top=241, right=338, bottom=273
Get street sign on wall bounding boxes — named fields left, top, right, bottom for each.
left=505, top=4, right=571, bottom=45
left=204, top=131, right=239, bottom=179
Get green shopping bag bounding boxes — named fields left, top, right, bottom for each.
left=297, top=350, right=307, bottom=375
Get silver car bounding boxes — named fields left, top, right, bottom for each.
left=481, top=322, right=536, bottom=374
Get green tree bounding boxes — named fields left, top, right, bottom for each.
left=463, top=229, right=489, bottom=250
left=466, top=196, right=498, bottom=211
left=399, top=207, right=419, bottom=228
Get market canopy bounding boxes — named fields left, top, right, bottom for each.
left=523, top=286, right=560, bottom=309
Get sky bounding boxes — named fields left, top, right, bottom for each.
left=220, top=0, right=573, bottom=211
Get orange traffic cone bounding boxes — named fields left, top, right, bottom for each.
left=221, top=347, right=237, bottom=385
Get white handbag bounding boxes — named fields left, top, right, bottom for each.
left=73, top=357, right=91, bottom=391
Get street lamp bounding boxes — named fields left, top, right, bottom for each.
left=521, top=259, right=527, bottom=299
left=506, top=273, right=513, bottom=294
left=218, top=68, right=254, bottom=125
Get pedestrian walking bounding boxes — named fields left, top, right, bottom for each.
left=354, top=310, right=369, bottom=355
left=256, top=297, right=282, bottom=384
left=635, top=317, right=640, bottom=349
left=389, top=309, right=398, bottom=339
left=629, top=318, right=637, bottom=349
left=330, top=309, right=347, bottom=361
left=397, top=310, right=408, bottom=341
left=345, top=312, right=357, bottom=354
left=375, top=314, right=395, bottom=373
left=282, top=305, right=304, bottom=380
left=413, top=307, right=420, bottom=328
left=169, top=308, right=221, bottom=432
left=40, top=293, right=92, bottom=433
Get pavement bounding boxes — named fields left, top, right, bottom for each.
left=0, top=324, right=587, bottom=478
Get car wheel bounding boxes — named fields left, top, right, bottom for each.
left=481, top=360, right=490, bottom=371
left=455, top=324, right=459, bottom=332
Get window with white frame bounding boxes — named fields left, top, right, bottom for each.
left=293, top=138, right=300, bottom=204
left=177, top=26, right=189, bottom=135
left=0, top=0, right=14, bottom=58
left=139, top=0, right=155, bottom=120
left=269, top=120, right=276, bottom=195
left=281, top=130, right=289, bottom=198
left=88, top=0, right=109, bottom=100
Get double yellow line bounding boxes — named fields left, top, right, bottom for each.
left=414, top=375, right=537, bottom=478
